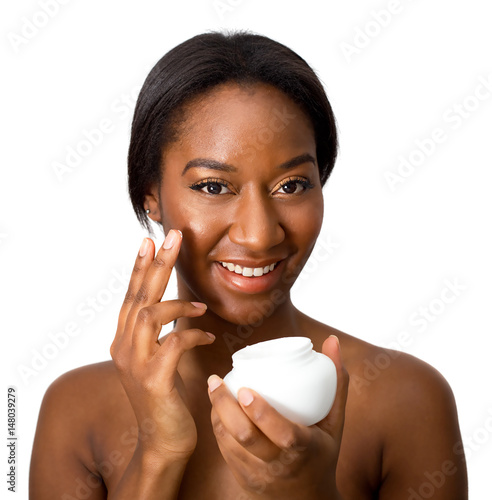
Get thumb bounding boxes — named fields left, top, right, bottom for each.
left=316, top=335, right=349, bottom=441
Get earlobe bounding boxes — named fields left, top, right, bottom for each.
left=143, top=190, right=162, bottom=223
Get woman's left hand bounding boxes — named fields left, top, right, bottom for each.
left=207, top=335, right=349, bottom=500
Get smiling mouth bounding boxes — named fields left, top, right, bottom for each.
left=218, top=261, right=279, bottom=278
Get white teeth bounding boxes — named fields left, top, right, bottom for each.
left=219, top=261, right=278, bottom=277
left=242, top=267, right=253, bottom=277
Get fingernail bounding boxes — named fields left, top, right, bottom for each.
left=163, top=230, right=179, bottom=249
left=139, top=238, right=149, bottom=257
left=238, top=388, right=254, bottom=407
left=208, top=374, right=222, bottom=393
left=329, top=335, right=340, bottom=349
left=205, top=332, right=216, bottom=340
left=191, top=302, right=207, bottom=309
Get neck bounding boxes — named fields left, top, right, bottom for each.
left=174, top=287, right=305, bottom=379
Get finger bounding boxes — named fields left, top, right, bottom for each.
left=132, top=300, right=208, bottom=359
left=316, top=335, right=349, bottom=441
left=151, top=329, right=215, bottom=390
left=211, top=411, right=269, bottom=481
left=125, top=229, right=182, bottom=334
left=208, top=375, right=282, bottom=462
left=114, top=237, right=156, bottom=346
left=232, top=385, right=310, bottom=456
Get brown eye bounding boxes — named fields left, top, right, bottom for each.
left=189, top=179, right=232, bottom=195
left=206, top=182, right=223, bottom=194
left=281, top=181, right=299, bottom=194
left=274, top=177, right=314, bottom=195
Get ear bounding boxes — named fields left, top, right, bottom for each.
left=143, top=185, right=162, bottom=223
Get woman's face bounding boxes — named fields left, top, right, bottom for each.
left=147, top=82, right=324, bottom=325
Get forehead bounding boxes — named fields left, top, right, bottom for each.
left=163, top=82, right=316, bottom=169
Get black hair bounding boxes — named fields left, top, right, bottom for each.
left=128, top=29, right=338, bottom=234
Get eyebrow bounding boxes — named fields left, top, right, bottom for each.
left=181, top=153, right=316, bottom=176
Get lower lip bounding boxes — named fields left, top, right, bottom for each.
left=214, top=260, right=285, bottom=294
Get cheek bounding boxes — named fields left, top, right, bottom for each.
left=284, top=195, right=324, bottom=247
left=162, top=197, right=226, bottom=267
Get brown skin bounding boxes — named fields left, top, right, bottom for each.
left=29, top=83, right=468, bottom=499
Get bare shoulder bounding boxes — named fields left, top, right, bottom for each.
left=43, top=360, right=123, bottom=405
left=301, top=313, right=456, bottom=410
left=30, top=360, right=131, bottom=499
left=34, top=360, right=132, bottom=447
left=301, top=314, right=468, bottom=498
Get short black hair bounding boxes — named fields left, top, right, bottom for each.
left=128, top=29, right=339, bottom=234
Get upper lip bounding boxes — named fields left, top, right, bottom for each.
left=217, top=258, right=285, bottom=268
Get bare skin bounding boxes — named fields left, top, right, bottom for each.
left=30, top=83, right=468, bottom=499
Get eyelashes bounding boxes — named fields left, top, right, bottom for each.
left=189, top=176, right=315, bottom=196
left=189, top=177, right=231, bottom=195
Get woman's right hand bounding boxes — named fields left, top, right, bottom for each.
left=110, top=230, right=214, bottom=463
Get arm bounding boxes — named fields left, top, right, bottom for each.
left=107, top=446, right=187, bottom=500
left=377, top=352, right=468, bottom=499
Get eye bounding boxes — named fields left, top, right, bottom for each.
left=274, top=177, right=315, bottom=195
left=189, top=178, right=232, bottom=195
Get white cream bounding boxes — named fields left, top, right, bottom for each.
left=220, top=261, right=277, bottom=277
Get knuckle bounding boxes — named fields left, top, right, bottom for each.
left=111, top=351, right=125, bottom=371
left=152, top=253, right=170, bottom=270
left=165, top=332, right=182, bottom=351
left=278, top=430, right=298, bottom=451
left=131, top=261, right=146, bottom=276
left=134, top=286, right=151, bottom=304
left=212, top=419, right=227, bottom=440
left=123, top=289, right=135, bottom=305
left=235, top=427, right=258, bottom=448
left=136, top=306, right=154, bottom=325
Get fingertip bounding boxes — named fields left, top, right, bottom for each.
left=163, top=229, right=182, bottom=250
left=208, top=374, right=222, bottom=392
left=191, top=301, right=207, bottom=310
left=238, top=387, right=254, bottom=407
left=329, top=335, right=340, bottom=349
left=139, top=238, right=150, bottom=257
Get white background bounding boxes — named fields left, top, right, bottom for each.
left=2, top=0, right=491, bottom=497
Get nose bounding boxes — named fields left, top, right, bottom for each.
left=228, top=188, right=285, bottom=252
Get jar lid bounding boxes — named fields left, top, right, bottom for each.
left=232, top=336, right=313, bottom=367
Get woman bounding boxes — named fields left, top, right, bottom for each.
left=29, top=30, right=468, bottom=499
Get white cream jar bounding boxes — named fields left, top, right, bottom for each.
left=223, top=337, right=337, bottom=426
